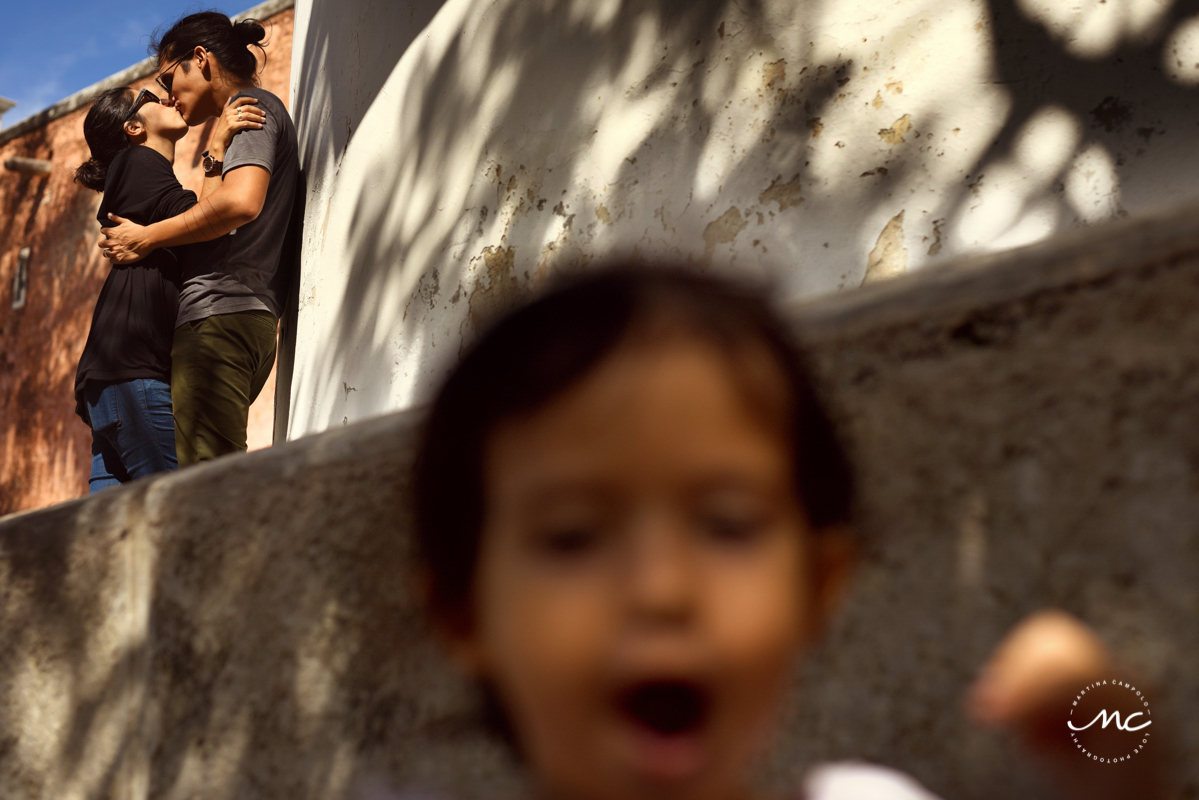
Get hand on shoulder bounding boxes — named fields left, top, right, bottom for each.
left=210, top=95, right=267, bottom=160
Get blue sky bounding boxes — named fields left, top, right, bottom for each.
left=0, top=1, right=248, bottom=127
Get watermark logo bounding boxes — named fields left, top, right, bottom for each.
left=1068, top=680, right=1151, bottom=764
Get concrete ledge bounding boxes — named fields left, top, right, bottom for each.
left=4, top=204, right=1199, bottom=799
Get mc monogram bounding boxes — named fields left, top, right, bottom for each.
left=1068, top=708, right=1152, bottom=732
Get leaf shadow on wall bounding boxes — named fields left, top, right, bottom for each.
left=292, top=0, right=937, bottom=432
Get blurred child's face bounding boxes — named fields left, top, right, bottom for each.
left=449, top=337, right=846, bottom=800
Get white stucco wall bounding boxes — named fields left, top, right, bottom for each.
left=287, top=0, right=1199, bottom=437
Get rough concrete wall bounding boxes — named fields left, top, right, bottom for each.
left=0, top=8, right=294, bottom=516
left=286, top=0, right=1199, bottom=437
left=3, top=205, right=1197, bottom=800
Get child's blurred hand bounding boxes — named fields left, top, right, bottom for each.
left=969, top=609, right=1109, bottom=729
left=968, top=610, right=1167, bottom=800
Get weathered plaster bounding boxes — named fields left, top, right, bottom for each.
left=287, top=0, right=1199, bottom=437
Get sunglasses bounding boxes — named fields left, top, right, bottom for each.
left=126, top=88, right=161, bottom=120
left=155, top=53, right=191, bottom=95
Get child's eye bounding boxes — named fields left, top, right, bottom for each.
left=700, top=513, right=767, bottom=544
left=695, top=492, right=771, bottom=545
left=532, top=524, right=604, bottom=557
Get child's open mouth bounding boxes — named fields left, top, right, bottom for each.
left=615, top=680, right=712, bottom=779
left=619, top=680, right=711, bottom=735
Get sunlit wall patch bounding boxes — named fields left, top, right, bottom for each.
left=1016, top=0, right=1171, bottom=59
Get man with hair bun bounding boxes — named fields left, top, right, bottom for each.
left=100, top=11, right=300, bottom=466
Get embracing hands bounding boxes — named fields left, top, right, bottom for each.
left=98, top=214, right=150, bottom=264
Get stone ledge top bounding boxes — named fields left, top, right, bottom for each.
left=790, top=199, right=1199, bottom=342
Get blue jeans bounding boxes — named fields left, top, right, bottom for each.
left=86, top=378, right=178, bottom=492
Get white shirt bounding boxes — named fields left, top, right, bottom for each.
left=356, top=762, right=945, bottom=800
left=803, top=762, right=945, bottom=800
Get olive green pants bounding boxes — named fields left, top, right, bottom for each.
left=172, top=310, right=277, bottom=466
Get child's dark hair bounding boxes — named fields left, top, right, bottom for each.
left=151, top=11, right=267, bottom=86
left=413, top=264, right=855, bottom=628
left=74, top=87, right=137, bottom=192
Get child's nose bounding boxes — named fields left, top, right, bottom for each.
left=624, top=517, right=697, bottom=625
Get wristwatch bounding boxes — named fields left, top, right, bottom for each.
left=201, top=150, right=223, bottom=177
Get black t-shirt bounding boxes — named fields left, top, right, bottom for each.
left=73, top=146, right=202, bottom=422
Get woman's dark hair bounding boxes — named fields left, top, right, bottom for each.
left=74, top=87, right=137, bottom=192
left=413, top=264, right=855, bottom=627
left=151, top=11, right=266, bottom=86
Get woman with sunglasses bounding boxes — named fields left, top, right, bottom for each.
left=72, top=85, right=261, bottom=491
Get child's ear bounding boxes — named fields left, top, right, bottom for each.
left=435, top=615, right=489, bottom=678
left=418, top=571, right=489, bottom=678
left=809, top=525, right=857, bottom=634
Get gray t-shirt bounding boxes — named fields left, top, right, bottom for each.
left=176, top=87, right=300, bottom=326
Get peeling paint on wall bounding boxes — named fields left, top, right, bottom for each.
left=465, top=245, right=519, bottom=339
left=862, top=211, right=907, bottom=284
left=878, top=114, right=913, bottom=145
left=928, top=218, right=945, bottom=256
left=1090, top=96, right=1133, bottom=132
left=703, top=207, right=748, bottom=259
left=758, top=174, right=803, bottom=211
left=763, top=59, right=787, bottom=91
